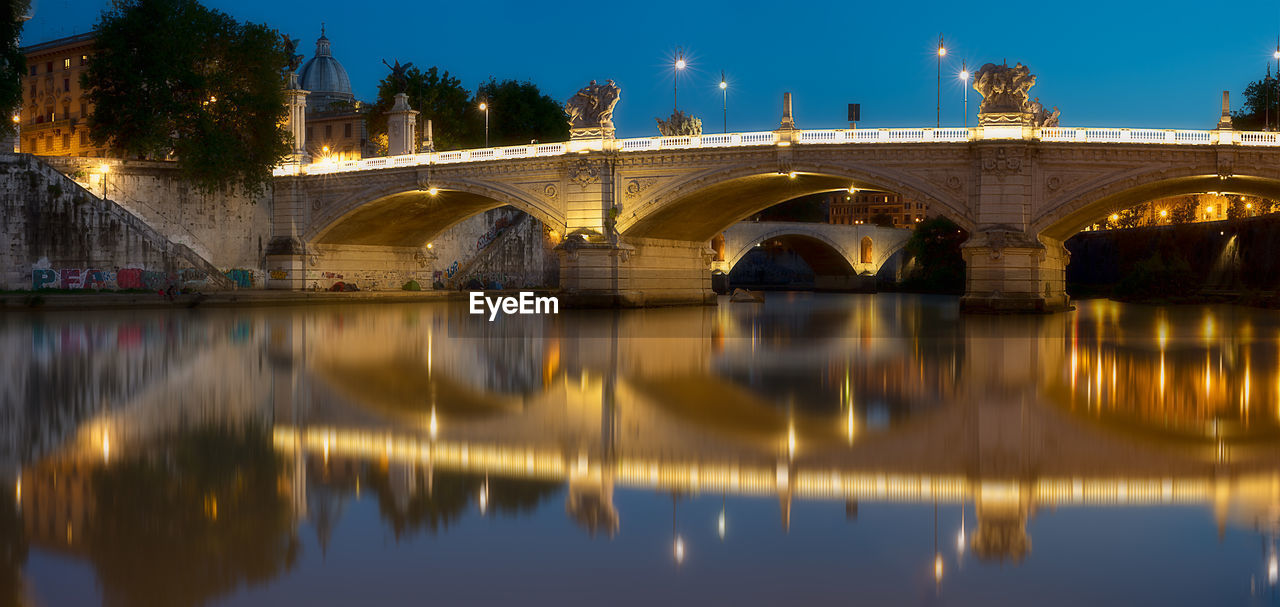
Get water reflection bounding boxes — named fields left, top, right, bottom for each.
left=4, top=295, right=1280, bottom=603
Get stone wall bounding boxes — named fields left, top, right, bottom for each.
left=0, top=153, right=234, bottom=291
left=428, top=208, right=559, bottom=290
left=41, top=157, right=272, bottom=288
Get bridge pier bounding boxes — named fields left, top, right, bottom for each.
left=960, top=228, right=1069, bottom=313
left=557, top=237, right=716, bottom=306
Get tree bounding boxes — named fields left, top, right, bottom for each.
left=1231, top=72, right=1280, bottom=130
left=901, top=216, right=967, bottom=294
left=83, top=0, right=291, bottom=193
left=1168, top=196, right=1198, bottom=224
left=0, top=1, right=28, bottom=139
left=472, top=78, right=568, bottom=147
left=1108, top=202, right=1149, bottom=229
left=365, top=66, right=475, bottom=154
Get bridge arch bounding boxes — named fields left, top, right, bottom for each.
left=722, top=222, right=912, bottom=275
left=306, top=176, right=566, bottom=247
left=618, top=161, right=971, bottom=243
left=1034, top=168, right=1280, bottom=241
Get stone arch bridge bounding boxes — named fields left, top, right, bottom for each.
left=718, top=221, right=912, bottom=287
left=268, top=125, right=1280, bottom=311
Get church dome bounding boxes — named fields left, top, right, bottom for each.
left=299, top=26, right=354, bottom=112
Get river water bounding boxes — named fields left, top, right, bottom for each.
left=2, top=293, right=1278, bottom=606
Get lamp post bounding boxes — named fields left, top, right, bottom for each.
left=936, top=34, right=946, bottom=128
left=959, top=62, right=970, bottom=128
left=719, top=71, right=727, bottom=133
left=674, top=48, right=686, bottom=114
left=1264, top=42, right=1274, bottom=132
left=479, top=101, right=489, bottom=147
left=98, top=163, right=109, bottom=199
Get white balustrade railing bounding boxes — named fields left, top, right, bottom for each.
left=272, top=125, right=1280, bottom=176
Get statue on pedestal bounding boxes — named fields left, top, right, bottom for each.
left=285, top=37, right=303, bottom=74
left=566, top=79, right=621, bottom=138
left=974, top=62, right=1036, bottom=114
left=655, top=110, right=702, bottom=136
left=382, top=59, right=414, bottom=94
left=973, top=61, right=1061, bottom=127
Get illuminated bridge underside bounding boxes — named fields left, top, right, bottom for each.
left=272, top=426, right=1275, bottom=509
left=269, top=126, right=1280, bottom=309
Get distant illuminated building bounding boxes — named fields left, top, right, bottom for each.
left=1088, top=193, right=1275, bottom=230
left=298, top=27, right=371, bottom=161
left=827, top=190, right=926, bottom=227
left=19, top=32, right=106, bottom=157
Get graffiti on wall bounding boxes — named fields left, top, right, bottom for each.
left=474, top=215, right=514, bottom=252
left=224, top=269, right=254, bottom=288
left=30, top=267, right=209, bottom=291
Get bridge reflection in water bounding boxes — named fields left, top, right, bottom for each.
left=6, top=294, right=1280, bottom=603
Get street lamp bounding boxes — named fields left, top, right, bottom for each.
left=673, top=48, right=687, bottom=114
left=719, top=71, right=727, bottom=133
left=478, top=101, right=489, bottom=147
left=98, top=163, right=109, bottom=199
left=936, top=34, right=946, bottom=128
left=1264, top=42, right=1274, bottom=132
left=958, top=62, right=970, bottom=128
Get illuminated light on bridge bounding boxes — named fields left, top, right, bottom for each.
left=274, top=426, right=1248, bottom=507
left=271, top=126, right=1280, bottom=177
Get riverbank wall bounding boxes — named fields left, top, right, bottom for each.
left=0, top=153, right=237, bottom=292
left=1065, top=214, right=1280, bottom=295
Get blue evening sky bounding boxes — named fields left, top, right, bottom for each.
left=24, top=0, right=1280, bottom=137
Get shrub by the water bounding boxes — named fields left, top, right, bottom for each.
left=1112, top=251, right=1196, bottom=300
left=402, top=280, right=421, bottom=291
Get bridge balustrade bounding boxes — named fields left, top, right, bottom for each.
left=272, top=125, right=1280, bottom=177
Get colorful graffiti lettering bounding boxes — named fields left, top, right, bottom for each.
left=474, top=215, right=514, bottom=252
left=30, top=266, right=201, bottom=291
left=31, top=269, right=56, bottom=289
left=444, top=261, right=460, bottom=278
left=269, top=270, right=288, bottom=280
left=224, top=268, right=254, bottom=288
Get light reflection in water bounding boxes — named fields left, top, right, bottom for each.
left=2, top=295, right=1279, bottom=604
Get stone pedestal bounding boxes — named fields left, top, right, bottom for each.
left=976, top=111, right=1034, bottom=140
left=284, top=74, right=310, bottom=163
left=960, top=228, right=1069, bottom=313
left=265, top=237, right=307, bottom=290
left=386, top=93, right=418, bottom=156
left=556, top=237, right=715, bottom=307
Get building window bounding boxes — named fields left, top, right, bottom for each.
left=28, top=66, right=35, bottom=76
left=45, top=61, right=52, bottom=73
left=80, top=103, right=87, bottom=118
left=324, top=124, right=332, bottom=138
left=62, top=134, right=70, bottom=149
left=63, top=79, right=70, bottom=92
left=63, top=58, right=71, bottom=69
left=344, top=122, right=351, bottom=138
left=80, top=55, right=88, bottom=66
left=305, top=126, right=312, bottom=142
left=80, top=131, right=88, bottom=145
